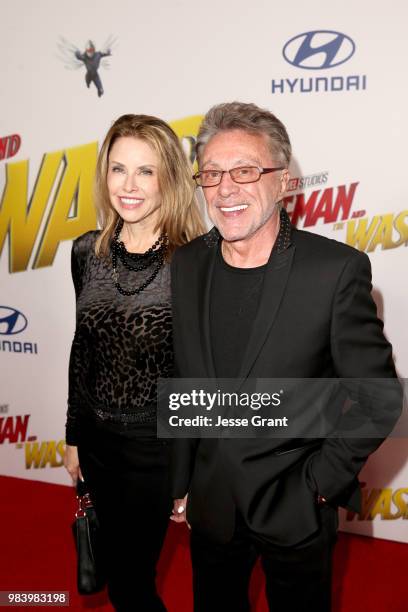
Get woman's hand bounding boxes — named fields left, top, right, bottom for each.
left=64, top=444, right=83, bottom=485
left=170, top=494, right=190, bottom=528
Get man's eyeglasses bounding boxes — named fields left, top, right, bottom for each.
left=192, top=166, right=285, bottom=188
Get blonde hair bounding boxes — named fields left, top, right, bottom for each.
left=95, top=114, right=205, bottom=257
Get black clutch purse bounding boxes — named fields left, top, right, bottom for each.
left=73, top=480, right=106, bottom=595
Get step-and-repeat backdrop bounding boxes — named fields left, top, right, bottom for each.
left=1, top=0, right=407, bottom=542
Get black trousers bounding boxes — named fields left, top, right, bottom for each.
left=78, top=418, right=172, bottom=612
left=191, top=506, right=338, bottom=612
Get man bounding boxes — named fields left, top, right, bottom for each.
left=75, top=41, right=111, bottom=97
left=170, top=102, right=400, bottom=611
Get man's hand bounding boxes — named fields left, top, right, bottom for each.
left=64, top=444, right=83, bottom=485
left=170, top=494, right=190, bottom=528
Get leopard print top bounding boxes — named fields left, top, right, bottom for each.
left=65, top=230, right=173, bottom=444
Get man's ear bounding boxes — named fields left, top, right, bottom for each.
left=279, top=168, right=290, bottom=197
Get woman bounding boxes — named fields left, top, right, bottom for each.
left=64, top=114, right=204, bottom=611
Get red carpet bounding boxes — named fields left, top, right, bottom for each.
left=0, top=476, right=406, bottom=611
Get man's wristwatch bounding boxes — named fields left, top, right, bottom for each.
left=317, top=494, right=327, bottom=506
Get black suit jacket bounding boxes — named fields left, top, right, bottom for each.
left=170, top=213, right=401, bottom=546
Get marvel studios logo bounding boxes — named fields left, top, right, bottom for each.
left=287, top=172, right=329, bottom=192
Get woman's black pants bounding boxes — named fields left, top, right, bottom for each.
left=78, top=418, right=172, bottom=612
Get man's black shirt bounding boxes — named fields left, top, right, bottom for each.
left=210, top=244, right=266, bottom=378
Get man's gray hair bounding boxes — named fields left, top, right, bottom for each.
left=196, top=101, right=291, bottom=167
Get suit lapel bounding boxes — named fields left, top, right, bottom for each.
left=236, top=243, right=295, bottom=381
left=236, top=206, right=296, bottom=381
left=197, top=234, right=218, bottom=379
left=199, top=209, right=295, bottom=382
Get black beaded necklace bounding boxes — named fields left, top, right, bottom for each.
left=111, top=219, right=168, bottom=296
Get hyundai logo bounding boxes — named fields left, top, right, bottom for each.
left=0, top=306, right=28, bottom=335
left=283, top=31, right=355, bottom=70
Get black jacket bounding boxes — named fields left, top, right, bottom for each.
left=170, top=213, right=401, bottom=545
